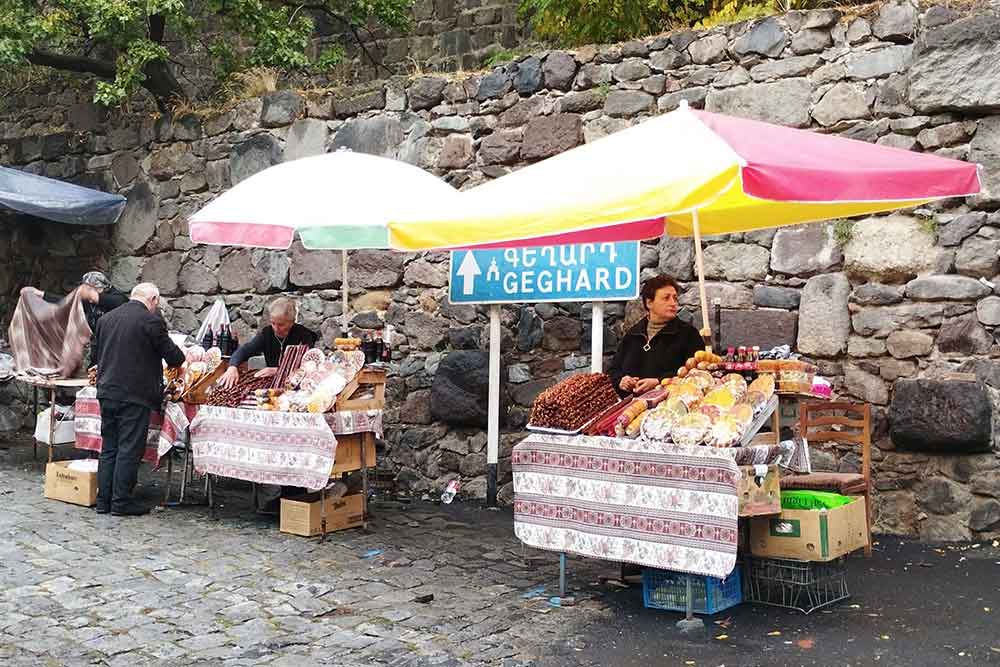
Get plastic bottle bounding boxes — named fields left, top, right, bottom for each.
left=441, top=479, right=460, bottom=504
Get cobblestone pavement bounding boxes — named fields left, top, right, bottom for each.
left=0, top=438, right=612, bottom=667
left=5, top=437, right=1000, bottom=667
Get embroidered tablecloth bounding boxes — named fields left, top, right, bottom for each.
left=512, top=433, right=740, bottom=579
left=190, top=405, right=338, bottom=491
left=74, top=386, right=195, bottom=465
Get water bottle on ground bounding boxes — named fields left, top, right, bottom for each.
left=441, top=480, right=460, bottom=504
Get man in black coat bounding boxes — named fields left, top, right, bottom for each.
left=92, top=282, right=185, bottom=516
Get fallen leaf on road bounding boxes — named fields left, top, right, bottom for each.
left=797, top=639, right=815, bottom=649
left=985, top=607, right=992, bottom=612
left=684, top=661, right=695, bottom=665
left=880, top=635, right=891, bottom=640
left=716, top=634, right=728, bottom=640
left=849, top=604, right=861, bottom=609
left=767, top=631, right=782, bottom=636
left=959, top=652, right=966, bottom=656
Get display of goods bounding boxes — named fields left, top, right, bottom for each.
left=745, top=390, right=767, bottom=413
left=757, top=360, right=779, bottom=373
left=640, top=406, right=676, bottom=441
left=272, top=344, right=309, bottom=389
left=669, top=383, right=703, bottom=408
left=671, top=413, right=712, bottom=447
left=209, top=370, right=273, bottom=407
left=614, top=399, right=649, bottom=436
left=675, top=350, right=724, bottom=377
left=329, top=349, right=366, bottom=378
left=703, top=385, right=737, bottom=409
left=335, top=337, right=362, bottom=350
left=204, top=347, right=223, bottom=372
left=722, top=373, right=747, bottom=395
left=811, top=377, right=833, bottom=398
left=728, top=403, right=754, bottom=428
left=748, top=374, right=775, bottom=400
left=706, top=415, right=742, bottom=448
left=185, top=346, right=205, bottom=364
left=584, top=397, right=637, bottom=436
left=529, top=373, right=619, bottom=432
left=683, top=369, right=714, bottom=390
left=625, top=412, right=645, bottom=437
left=699, top=404, right=723, bottom=421
left=636, top=386, right=669, bottom=409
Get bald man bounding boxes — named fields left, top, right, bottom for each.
left=92, top=283, right=185, bottom=516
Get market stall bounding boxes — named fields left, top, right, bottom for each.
left=71, top=332, right=385, bottom=534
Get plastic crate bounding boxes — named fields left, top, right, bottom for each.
left=642, top=568, right=743, bottom=614
left=746, top=557, right=849, bottom=615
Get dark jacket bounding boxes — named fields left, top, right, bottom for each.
left=229, top=323, right=318, bottom=367
left=93, top=300, right=185, bottom=410
left=45, top=287, right=128, bottom=333
left=607, top=317, right=704, bottom=395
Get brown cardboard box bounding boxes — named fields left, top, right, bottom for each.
left=280, top=492, right=365, bottom=537
left=330, top=433, right=376, bottom=476
left=738, top=464, right=781, bottom=517
left=44, top=461, right=97, bottom=507
left=750, top=497, right=867, bottom=562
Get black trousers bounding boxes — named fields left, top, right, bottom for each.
left=97, top=399, right=152, bottom=511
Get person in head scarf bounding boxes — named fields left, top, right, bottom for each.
left=22, top=270, right=129, bottom=333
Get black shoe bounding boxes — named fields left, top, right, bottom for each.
left=111, top=504, right=151, bottom=517
left=94, top=505, right=110, bottom=514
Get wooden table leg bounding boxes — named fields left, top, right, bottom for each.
left=772, top=396, right=782, bottom=446
left=48, top=388, right=56, bottom=463
left=32, top=387, right=38, bottom=461
left=361, top=432, right=370, bottom=527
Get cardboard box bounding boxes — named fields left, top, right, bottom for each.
left=280, top=492, right=365, bottom=537
left=750, top=497, right=867, bottom=562
left=738, top=464, right=781, bottom=517
left=44, top=461, right=97, bottom=507
left=330, top=433, right=376, bottom=476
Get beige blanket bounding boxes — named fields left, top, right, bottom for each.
left=8, top=290, right=92, bottom=378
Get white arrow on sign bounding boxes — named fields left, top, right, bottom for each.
left=457, top=251, right=482, bottom=295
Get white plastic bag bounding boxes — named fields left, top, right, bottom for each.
left=194, top=299, right=231, bottom=343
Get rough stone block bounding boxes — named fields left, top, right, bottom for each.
left=889, top=378, right=992, bottom=453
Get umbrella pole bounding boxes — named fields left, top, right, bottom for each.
left=342, top=250, right=349, bottom=334
left=691, top=209, right=712, bottom=351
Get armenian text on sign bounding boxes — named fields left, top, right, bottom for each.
left=448, top=241, right=640, bottom=305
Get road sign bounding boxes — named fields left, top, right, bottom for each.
left=448, top=241, right=640, bottom=305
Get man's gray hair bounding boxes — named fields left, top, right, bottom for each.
left=268, top=296, right=297, bottom=320
left=130, top=283, right=160, bottom=302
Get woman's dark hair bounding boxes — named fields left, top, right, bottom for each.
left=640, top=274, right=681, bottom=311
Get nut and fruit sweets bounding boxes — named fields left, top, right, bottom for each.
left=529, top=373, right=619, bottom=431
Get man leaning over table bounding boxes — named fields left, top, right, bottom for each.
left=92, top=283, right=184, bottom=516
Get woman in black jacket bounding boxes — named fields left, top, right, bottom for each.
left=607, top=274, right=704, bottom=396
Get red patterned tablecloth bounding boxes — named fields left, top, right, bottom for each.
left=74, top=387, right=195, bottom=465
left=190, top=405, right=339, bottom=491
left=512, top=433, right=740, bottom=579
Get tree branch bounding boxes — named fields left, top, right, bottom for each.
left=277, top=1, right=393, bottom=75
left=26, top=49, right=116, bottom=79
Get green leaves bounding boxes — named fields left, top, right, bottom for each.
left=0, top=0, right=416, bottom=106
left=520, top=0, right=708, bottom=46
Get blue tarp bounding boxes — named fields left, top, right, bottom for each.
left=0, top=166, right=126, bottom=226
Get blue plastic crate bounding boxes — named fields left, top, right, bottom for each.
left=642, top=568, right=743, bottom=614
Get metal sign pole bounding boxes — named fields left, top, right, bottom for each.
left=486, top=304, right=501, bottom=507
left=590, top=302, right=604, bottom=373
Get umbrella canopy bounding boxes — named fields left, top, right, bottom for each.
left=0, top=166, right=126, bottom=226
left=188, top=152, right=460, bottom=250
left=387, top=103, right=981, bottom=251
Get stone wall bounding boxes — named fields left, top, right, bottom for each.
left=333, top=0, right=527, bottom=79
left=2, top=0, right=1000, bottom=540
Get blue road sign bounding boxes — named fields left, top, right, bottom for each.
left=448, top=241, right=640, bottom=305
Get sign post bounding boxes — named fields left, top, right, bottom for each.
left=449, top=241, right=640, bottom=506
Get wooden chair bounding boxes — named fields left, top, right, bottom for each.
left=781, top=401, right=873, bottom=557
